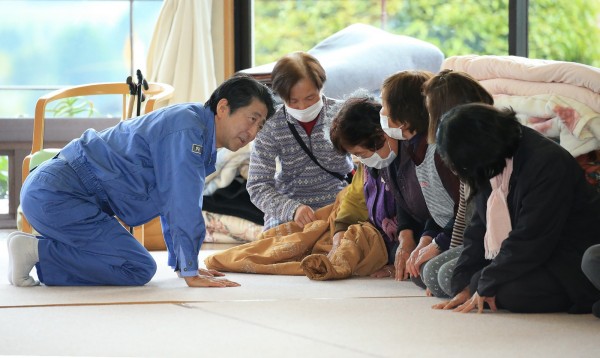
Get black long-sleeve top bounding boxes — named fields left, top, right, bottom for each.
left=451, top=127, right=600, bottom=312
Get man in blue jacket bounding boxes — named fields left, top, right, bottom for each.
left=9, top=75, right=275, bottom=288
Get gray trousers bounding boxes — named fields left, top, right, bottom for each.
left=582, top=244, right=600, bottom=290
left=411, top=246, right=463, bottom=298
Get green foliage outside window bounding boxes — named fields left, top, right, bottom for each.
left=47, top=97, right=98, bottom=118
left=0, top=156, right=8, bottom=199
left=254, top=0, right=600, bottom=68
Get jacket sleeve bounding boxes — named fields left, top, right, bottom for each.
left=334, top=164, right=368, bottom=233
left=396, top=201, right=420, bottom=237
left=152, top=128, right=208, bottom=277
left=476, top=157, right=575, bottom=297
left=247, top=127, right=301, bottom=223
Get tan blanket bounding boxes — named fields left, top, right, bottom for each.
left=204, top=188, right=388, bottom=279
left=301, top=222, right=388, bottom=280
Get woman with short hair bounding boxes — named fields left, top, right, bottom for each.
left=247, top=51, right=353, bottom=230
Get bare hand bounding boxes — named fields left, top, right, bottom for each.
left=394, top=230, right=417, bottom=281
left=183, top=272, right=240, bottom=287
left=432, top=288, right=470, bottom=310
left=408, top=242, right=441, bottom=277
left=454, top=292, right=498, bottom=313
left=294, top=205, right=317, bottom=228
left=406, top=236, right=433, bottom=277
left=394, top=247, right=412, bottom=281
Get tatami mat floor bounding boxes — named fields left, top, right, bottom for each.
left=0, top=228, right=598, bottom=357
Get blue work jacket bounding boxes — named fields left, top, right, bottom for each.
left=59, top=103, right=217, bottom=276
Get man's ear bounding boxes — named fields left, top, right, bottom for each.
left=216, top=98, right=229, bottom=120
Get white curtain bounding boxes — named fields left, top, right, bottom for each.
left=146, top=0, right=217, bottom=106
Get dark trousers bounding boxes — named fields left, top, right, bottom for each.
left=469, top=268, right=571, bottom=313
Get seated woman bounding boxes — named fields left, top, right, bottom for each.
left=408, top=69, right=494, bottom=298
left=205, top=96, right=395, bottom=278
left=328, top=95, right=398, bottom=277
left=377, top=70, right=460, bottom=283
left=434, top=103, right=600, bottom=314
left=247, top=51, right=353, bottom=230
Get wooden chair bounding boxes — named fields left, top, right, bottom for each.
left=20, top=81, right=174, bottom=248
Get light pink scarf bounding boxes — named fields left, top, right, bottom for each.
left=484, top=158, right=513, bottom=259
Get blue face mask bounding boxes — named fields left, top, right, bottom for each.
left=380, top=113, right=406, bottom=140
left=358, top=139, right=396, bottom=169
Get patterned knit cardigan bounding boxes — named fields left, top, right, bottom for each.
left=247, top=96, right=353, bottom=229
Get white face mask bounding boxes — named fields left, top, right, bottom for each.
left=285, top=97, right=323, bottom=123
left=380, top=113, right=406, bottom=140
left=358, top=139, right=397, bottom=169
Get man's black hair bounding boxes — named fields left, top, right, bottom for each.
left=205, top=74, right=275, bottom=119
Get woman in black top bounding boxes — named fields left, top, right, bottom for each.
left=434, top=103, right=600, bottom=314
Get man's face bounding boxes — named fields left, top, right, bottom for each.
left=215, top=97, right=268, bottom=151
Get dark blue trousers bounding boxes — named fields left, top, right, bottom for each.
left=21, top=158, right=157, bottom=286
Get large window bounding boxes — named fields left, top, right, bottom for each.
left=529, top=0, right=600, bottom=67
left=253, top=0, right=510, bottom=66
left=253, top=0, right=600, bottom=67
left=0, top=0, right=162, bottom=119
left=0, top=0, right=162, bottom=227
left=0, top=154, right=8, bottom=215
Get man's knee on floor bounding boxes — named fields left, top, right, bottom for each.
left=128, top=256, right=158, bottom=285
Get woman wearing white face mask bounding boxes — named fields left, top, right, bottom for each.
left=327, top=96, right=399, bottom=277
left=377, top=70, right=460, bottom=284
left=248, top=51, right=353, bottom=230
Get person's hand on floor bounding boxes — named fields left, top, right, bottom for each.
left=184, top=274, right=240, bottom=287
left=454, top=292, right=497, bottom=314
left=432, top=288, right=470, bottom=310
left=406, top=235, right=433, bottom=277
left=408, top=241, right=442, bottom=278
left=394, top=247, right=410, bottom=280
left=294, top=205, right=317, bottom=228
left=370, top=264, right=395, bottom=278
left=394, top=230, right=416, bottom=281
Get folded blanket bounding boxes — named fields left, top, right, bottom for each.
left=204, top=188, right=346, bottom=275
left=494, top=94, right=600, bottom=157
left=204, top=143, right=252, bottom=196
left=301, top=222, right=387, bottom=281
left=480, top=78, right=600, bottom=114
left=203, top=206, right=334, bottom=275
left=203, top=211, right=264, bottom=244
left=443, top=55, right=600, bottom=94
